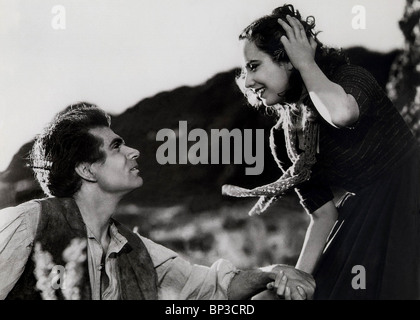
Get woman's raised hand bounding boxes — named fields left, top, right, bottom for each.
left=278, top=15, right=317, bottom=71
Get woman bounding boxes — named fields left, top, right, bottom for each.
left=222, top=4, right=420, bottom=299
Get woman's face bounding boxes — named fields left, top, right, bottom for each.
left=241, top=40, right=292, bottom=106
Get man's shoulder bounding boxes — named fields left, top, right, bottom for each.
left=0, top=199, right=42, bottom=239
left=0, top=199, right=42, bottom=215
left=136, top=235, right=179, bottom=268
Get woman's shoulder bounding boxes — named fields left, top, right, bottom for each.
left=331, top=63, right=377, bottom=82
left=330, top=63, right=385, bottom=99
left=332, top=64, right=379, bottom=86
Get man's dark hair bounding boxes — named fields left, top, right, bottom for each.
left=30, top=102, right=111, bottom=197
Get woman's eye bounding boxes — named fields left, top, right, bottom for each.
left=249, top=64, right=257, bottom=71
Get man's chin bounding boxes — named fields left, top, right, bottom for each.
left=126, top=177, right=144, bottom=192
left=122, top=182, right=143, bottom=197
left=135, top=177, right=144, bottom=188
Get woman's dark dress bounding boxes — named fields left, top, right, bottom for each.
left=271, top=64, right=420, bottom=299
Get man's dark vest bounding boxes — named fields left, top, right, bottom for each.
left=6, top=197, right=158, bottom=300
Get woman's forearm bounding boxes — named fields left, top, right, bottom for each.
left=299, top=62, right=359, bottom=128
left=295, top=201, right=338, bottom=274
left=277, top=15, right=359, bottom=127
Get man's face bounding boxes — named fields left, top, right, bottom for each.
left=88, top=126, right=143, bottom=195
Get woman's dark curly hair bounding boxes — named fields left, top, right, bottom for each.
left=30, top=102, right=111, bottom=197
left=238, top=4, right=349, bottom=113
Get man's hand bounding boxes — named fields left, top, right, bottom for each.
left=263, top=265, right=315, bottom=300
left=228, top=264, right=315, bottom=300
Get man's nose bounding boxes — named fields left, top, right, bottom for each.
left=127, top=146, right=140, bottom=159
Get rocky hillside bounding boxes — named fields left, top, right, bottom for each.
left=0, top=46, right=403, bottom=268
left=0, top=47, right=400, bottom=210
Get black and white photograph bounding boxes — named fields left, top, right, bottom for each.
left=0, top=0, right=419, bottom=308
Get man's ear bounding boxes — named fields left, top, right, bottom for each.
left=75, top=162, right=97, bottom=183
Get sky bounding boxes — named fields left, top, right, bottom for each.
left=0, top=0, right=407, bottom=172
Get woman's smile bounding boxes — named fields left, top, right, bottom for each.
left=242, top=40, right=292, bottom=106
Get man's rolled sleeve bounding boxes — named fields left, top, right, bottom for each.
left=0, top=201, right=40, bottom=299
left=139, top=236, right=238, bottom=300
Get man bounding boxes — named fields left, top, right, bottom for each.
left=0, top=103, right=315, bottom=300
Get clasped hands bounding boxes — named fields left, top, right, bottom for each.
left=262, top=264, right=315, bottom=300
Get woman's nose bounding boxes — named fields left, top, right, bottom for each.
left=244, top=73, right=255, bottom=88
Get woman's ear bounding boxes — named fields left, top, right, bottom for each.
left=75, top=162, right=97, bottom=183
